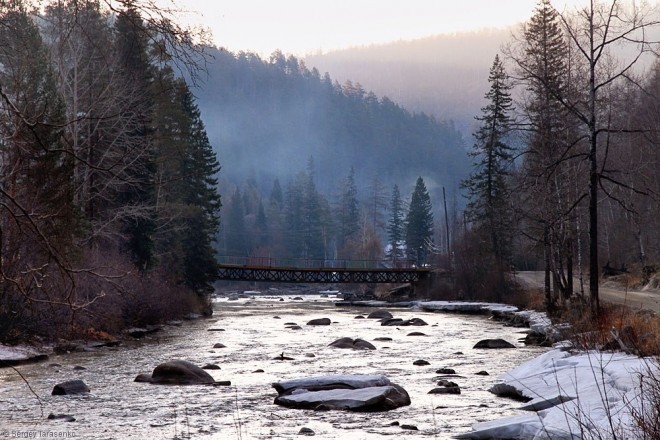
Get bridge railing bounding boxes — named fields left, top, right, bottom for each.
left=217, top=256, right=420, bottom=270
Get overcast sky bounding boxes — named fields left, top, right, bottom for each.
left=171, top=0, right=589, bottom=57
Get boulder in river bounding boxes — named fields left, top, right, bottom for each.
left=366, top=310, right=393, bottom=320
left=328, top=337, right=376, bottom=350
left=429, top=379, right=461, bottom=394
left=473, top=339, right=516, bottom=349
left=272, top=374, right=410, bottom=412
left=48, top=413, right=76, bottom=422
left=381, top=317, right=428, bottom=327
left=306, top=318, right=331, bottom=326
left=135, top=360, right=217, bottom=385
left=52, top=379, right=90, bottom=395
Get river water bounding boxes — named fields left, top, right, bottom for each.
left=0, top=292, right=548, bottom=439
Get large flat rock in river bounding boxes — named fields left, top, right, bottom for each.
left=272, top=374, right=410, bottom=411
left=275, top=385, right=410, bottom=411
left=273, top=374, right=390, bottom=394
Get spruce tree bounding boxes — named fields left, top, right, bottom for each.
left=113, top=2, right=157, bottom=270
left=462, top=55, right=514, bottom=296
left=386, top=184, right=405, bottom=263
left=177, top=82, right=222, bottom=294
left=405, top=177, right=434, bottom=266
left=516, top=0, right=576, bottom=310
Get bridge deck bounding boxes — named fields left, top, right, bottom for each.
left=217, top=257, right=430, bottom=284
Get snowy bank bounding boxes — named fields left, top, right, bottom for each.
left=456, top=348, right=658, bottom=439
left=418, top=301, right=556, bottom=339
left=339, top=299, right=557, bottom=341
left=0, top=344, right=48, bottom=367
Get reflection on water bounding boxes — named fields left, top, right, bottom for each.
left=0, top=294, right=548, bottom=439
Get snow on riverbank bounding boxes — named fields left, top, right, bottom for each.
left=0, top=344, right=48, bottom=366
left=456, top=347, right=657, bottom=439
left=410, top=301, right=655, bottom=440
left=417, top=300, right=554, bottom=336
left=415, top=301, right=657, bottom=439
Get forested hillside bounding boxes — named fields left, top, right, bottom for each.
left=304, top=28, right=512, bottom=136
left=194, top=46, right=469, bottom=205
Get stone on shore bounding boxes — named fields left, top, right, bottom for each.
left=126, top=325, right=162, bottom=338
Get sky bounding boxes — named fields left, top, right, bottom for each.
left=171, top=0, right=589, bottom=57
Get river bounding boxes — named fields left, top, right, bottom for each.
left=0, top=292, right=549, bottom=439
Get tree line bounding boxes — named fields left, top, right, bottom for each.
left=220, top=160, right=435, bottom=268
left=461, top=0, right=660, bottom=315
left=0, top=0, right=221, bottom=341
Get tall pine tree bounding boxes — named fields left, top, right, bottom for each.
left=462, top=55, right=514, bottom=299
left=177, top=82, right=222, bottom=294
left=113, top=2, right=157, bottom=270
left=516, top=0, right=576, bottom=310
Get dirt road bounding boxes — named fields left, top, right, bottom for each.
left=516, top=271, right=660, bottom=314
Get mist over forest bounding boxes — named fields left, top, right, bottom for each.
left=304, top=28, right=512, bottom=137
left=193, top=45, right=471, bottom=209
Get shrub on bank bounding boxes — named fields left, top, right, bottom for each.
left=0, top=249, right=211, bottom=344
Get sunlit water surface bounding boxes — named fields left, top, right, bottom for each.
left=0, top=294, right=548, bottom=439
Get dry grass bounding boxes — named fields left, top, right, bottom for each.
left=631, top=355, right=660, bottom=440
left=557, top=302, right=660, bottom=356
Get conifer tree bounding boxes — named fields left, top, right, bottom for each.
left=514, top=0, right=577, bottom=310
left=113, top=2, right=157, bottom=270
left=386, top=184, right=405, bottom=263
left=462, top=55, right=514, bottom=296
left=405, top=177, right=434, bottom=266
left=177, top=82, right=221, bottom=294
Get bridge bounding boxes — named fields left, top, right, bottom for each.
left=217, top=256, right=432, bottom=284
